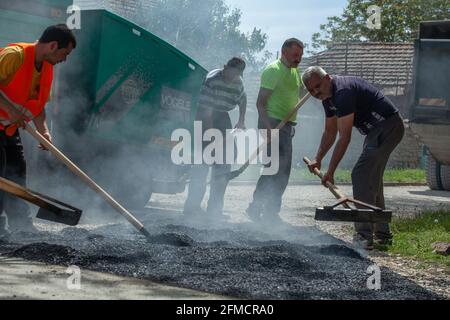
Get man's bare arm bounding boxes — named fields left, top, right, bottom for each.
left=33, top=110, right=49, bottom=134
left=307, top=116, right=338, bottom=173
left=316, top=116, right=338, bottom=162
left=256, top=88, right=274, bottom=130
left=324, top=113, right=354, bottom=182
left=235, top=93, right=247, bottom=129
left=33, top=110, right=52, bottom=150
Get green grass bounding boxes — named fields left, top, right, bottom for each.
left=234, top=167, right=426, bottom=184
left=388, top=210, right=450, bottom=272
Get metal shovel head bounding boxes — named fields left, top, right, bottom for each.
left=36, top=207, right=82, bottom=226
left=315, top=207, right=392, bottom=223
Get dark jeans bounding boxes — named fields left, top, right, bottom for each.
left=184, top=111, right=233, bottom=215
left=0, top=130, right=32, bottom=229
left=248, top=117, right=295, bottom=217
left=353, top=113, right=405, bottom=241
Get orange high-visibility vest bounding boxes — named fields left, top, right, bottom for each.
left=0, top=42, right=53, bottom=130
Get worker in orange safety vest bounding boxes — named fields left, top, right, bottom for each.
left=0, top=24, right=76, bottom=236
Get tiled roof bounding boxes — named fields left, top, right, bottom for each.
left=302, top=42, right=415, bottom=88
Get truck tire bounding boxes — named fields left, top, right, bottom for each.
left=440, top=165, right=450, bottom=191
left=426, top=154, right=443, bottom=190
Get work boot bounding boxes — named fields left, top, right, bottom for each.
left=352, top=234, right=374, bottom=251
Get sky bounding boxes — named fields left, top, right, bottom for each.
left=225, top=0, right=348, bottom=56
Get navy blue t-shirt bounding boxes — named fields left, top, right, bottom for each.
left=322, top=76, right=398, bottom=135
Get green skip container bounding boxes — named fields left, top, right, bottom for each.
left=1, top=1, right=208, bottom=209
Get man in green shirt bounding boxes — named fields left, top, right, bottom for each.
left=247, top=38, right=304, bottom=224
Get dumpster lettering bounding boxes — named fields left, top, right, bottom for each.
left=161, top=87, right=192, bottom=124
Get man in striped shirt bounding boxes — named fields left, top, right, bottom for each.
left=183, top=57, right=247, bottom=220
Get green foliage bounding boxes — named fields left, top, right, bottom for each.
left=310, top=0, right=450, bottom=53
left=389, top=210, right=450, bottom=270
left=235, top=167, right=426, bottom=184
left=134, top=0, right=271, bottom=71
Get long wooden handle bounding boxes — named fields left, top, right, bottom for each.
left=303, top=157, right=348, bottom=201
left=24, top=123, right=145, bottom=232
left=242, top=93, right=311, bottom=169
left=275, top=93, right=311, bottom=130
left=0, top=176, right=55, bottom=209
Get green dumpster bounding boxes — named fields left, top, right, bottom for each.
left=1, top=2, right=208, bottom=208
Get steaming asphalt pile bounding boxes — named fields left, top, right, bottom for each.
left=0, top=211, right=442, bottom=300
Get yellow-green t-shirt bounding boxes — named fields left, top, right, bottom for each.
left=0, top=45, right=41, bottom=99
left=260, top=59, right=302, bottom=123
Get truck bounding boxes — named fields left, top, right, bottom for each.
left=409, top=20, right=450, bottom=191
left=0, top=0, right=207, bottom=209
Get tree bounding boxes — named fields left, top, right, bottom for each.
left=310, top=0, right=450, bottom=53
left=134, top=0, right=270, bottom=71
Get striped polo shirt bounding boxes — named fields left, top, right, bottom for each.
left=198, top=69, right=246, bottom=113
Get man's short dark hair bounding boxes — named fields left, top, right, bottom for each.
left=226, top=57, right=246, bottom=73
left=39, top=24, right=77, bottom=49
left=282, top=38, right=304, bottom=50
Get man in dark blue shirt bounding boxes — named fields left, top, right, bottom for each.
left=302, top=66, right=405, bottom=250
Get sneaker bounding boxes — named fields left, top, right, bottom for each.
left=352, top=234, right=374, bottom=251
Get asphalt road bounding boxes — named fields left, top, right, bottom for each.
left=0, top=185, right=448, bottom=300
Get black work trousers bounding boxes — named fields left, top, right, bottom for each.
left=352, top=113, right=405, bottom=241
left=0, top=130, right=32, bottom=229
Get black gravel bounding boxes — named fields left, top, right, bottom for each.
left=0, top=211, right=443, bottom=300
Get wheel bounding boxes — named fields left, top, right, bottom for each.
left=440, top=164, right=450, bottom=191
left=426, top=153, right=443, bottom=190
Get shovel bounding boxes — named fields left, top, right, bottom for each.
left=0, top=177, right=82, bottom=226
left=23, top=123, right=191, bottom=246
left=303, top=157, right=392, bottom=223
left=216, top=93, right=311, bottom=182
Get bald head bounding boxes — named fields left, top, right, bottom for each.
left=302, top=66, right=333, bottom=101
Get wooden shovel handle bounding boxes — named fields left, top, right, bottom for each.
left=24, top=123, right=145, bottom=232
left=0, top=177, right=54, bottom=209
left=303, top=157, right=347, bottom=200
left=241, top=93, right=312, bottom=170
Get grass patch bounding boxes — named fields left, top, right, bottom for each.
left=388, top=210, right=450, bottom=271
left=234, top=167, right=426, bottom=184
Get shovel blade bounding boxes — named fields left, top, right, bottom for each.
left=36, top=207, right=82, bottom=226
left=315, top=207, right=392, bottom=223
